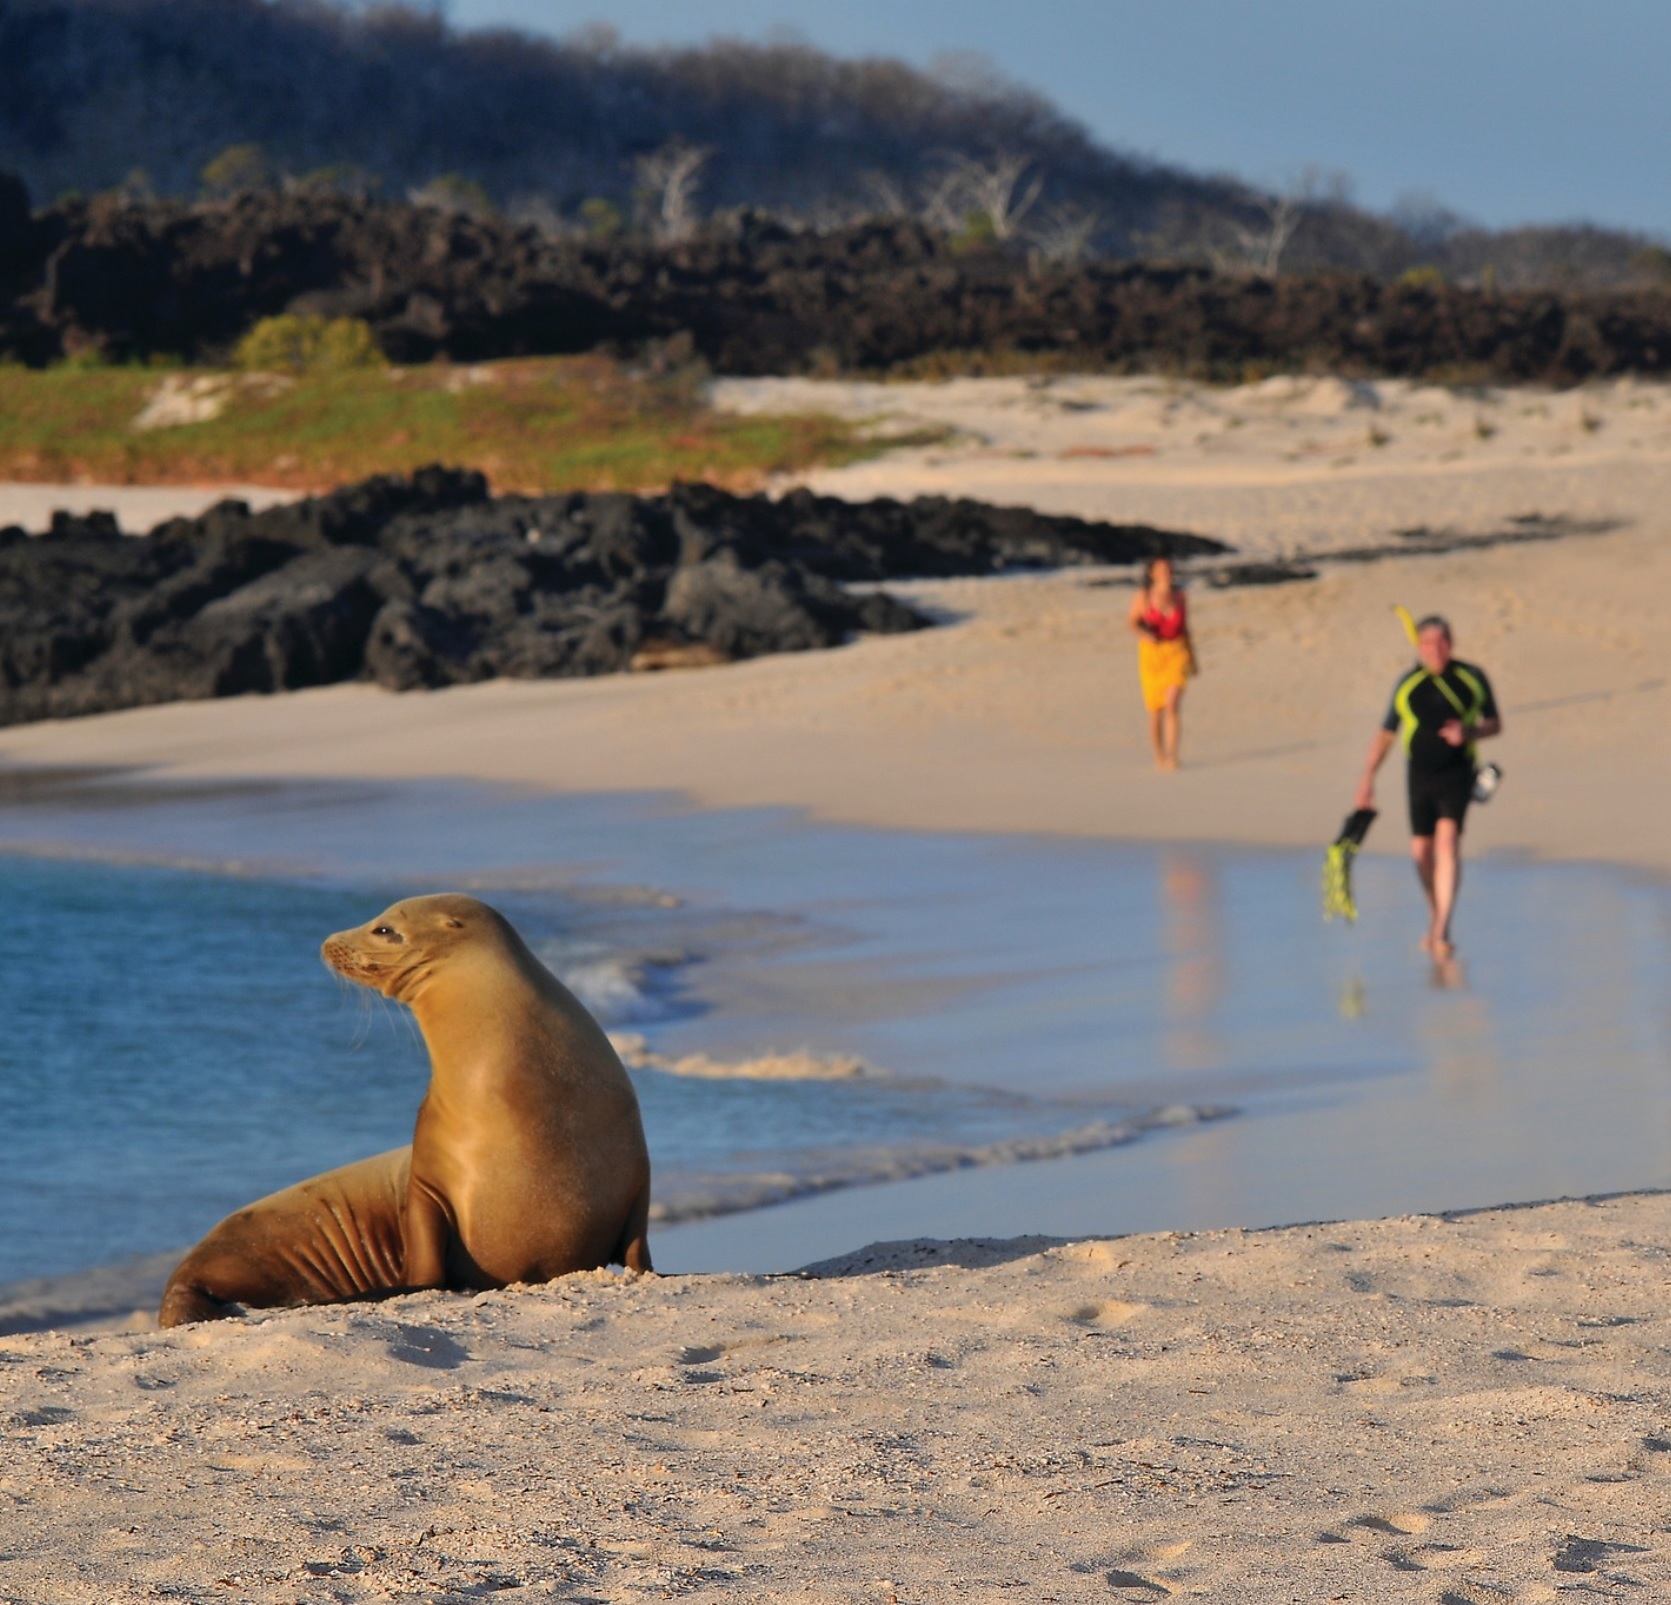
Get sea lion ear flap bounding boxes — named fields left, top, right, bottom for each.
left=444, top=918, right=465, bottom=930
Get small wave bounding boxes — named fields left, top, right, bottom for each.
left=649, top=1103, right=1233, bottom=1224
left=612, top=1033, right=889, bottom=1082
left=538, top=943, right=690, bottom=1027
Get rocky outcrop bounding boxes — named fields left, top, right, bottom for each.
left=0, top=469, right=1224, bottom=726
left=2, top=185, right=1669, bottom=381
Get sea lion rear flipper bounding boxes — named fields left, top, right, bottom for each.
left=616, top=1189, right=653, bottom=1274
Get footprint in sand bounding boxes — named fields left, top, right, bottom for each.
left=1105, top=1571, right=1171, bottom=1597
left=383, top=1324, right=472, bottom=1370
left=1318, top=1510, right=1435, bottom=1557
left=1062, top=1300, right=1146, bottom=1328
left=13, top=1404, right=76, bottom=1427
left=1101, top=1541, right=1190, bottom=1596
left=1349, top=1512, right=1433, bottom=1537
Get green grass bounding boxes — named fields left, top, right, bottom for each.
left=0, top=355, right=871, bottom=493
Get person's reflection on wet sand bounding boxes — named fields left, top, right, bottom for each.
left=1160, top=851, right=1224, bottom=1073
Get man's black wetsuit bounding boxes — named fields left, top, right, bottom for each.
left=1381, top=660, right=1499, bottom=836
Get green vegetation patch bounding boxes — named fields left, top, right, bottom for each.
left=0, top=355, right=869, bottom=494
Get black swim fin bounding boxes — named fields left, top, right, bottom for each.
left=1334, top=808, right=1377, bottom=849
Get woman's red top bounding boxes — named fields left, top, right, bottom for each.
left=1140, top=590, right=1187, bottom=641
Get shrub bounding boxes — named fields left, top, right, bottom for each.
left=201, top=143, right=271, bottom=199
left=233, top=315, right=382, bottom=374
left=579, top=197, right=624, bottom=240
left=409, top=174, right=495, bottom=218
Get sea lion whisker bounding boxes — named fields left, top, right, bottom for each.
left=373, top=989, right=420, bottom=1051
left=349, top=987, right=377, bottom=1051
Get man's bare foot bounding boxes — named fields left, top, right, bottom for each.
left=1158, top=756, right=1179, bottom=773
left=1431, top=936, right=1455, bottom=960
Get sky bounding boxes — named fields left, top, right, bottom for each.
left=445, top=0, right=1671, bottom=239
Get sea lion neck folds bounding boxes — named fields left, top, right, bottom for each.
left=158, top=892, right=653, bottom=1328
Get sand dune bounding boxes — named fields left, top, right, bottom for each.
left=5, top=1194, right=1671, bottom=1600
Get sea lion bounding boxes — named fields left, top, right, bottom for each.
left=158, top=894, right=652, bottom=1327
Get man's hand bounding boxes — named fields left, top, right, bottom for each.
left=1438, top=719, right=1466, bottom=747
left=1356, top=728, right=1395, bottom=812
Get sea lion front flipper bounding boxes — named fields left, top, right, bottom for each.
left=158, top=1272, right=245, bottom=1329
left=400, top=1176, right=456, bottom=1288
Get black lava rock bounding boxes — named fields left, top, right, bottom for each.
left=0, top=468, right=1224, bottom=727
left=3, top=186, right=1670, bottom=382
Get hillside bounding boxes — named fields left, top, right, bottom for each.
left=1, top=0, right=1665, bottom=288
left=0, top=0, right=1240, bottom=254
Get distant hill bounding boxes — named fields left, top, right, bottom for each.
left=1, top=0, right=1666, bottom=290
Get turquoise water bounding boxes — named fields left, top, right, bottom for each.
left=0, top=773, right=1667, bottom=1284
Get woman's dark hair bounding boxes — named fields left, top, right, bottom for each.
left=1415, top=614, right=1451, bottom=639
left=1142, top=556, right=1176, bottom=591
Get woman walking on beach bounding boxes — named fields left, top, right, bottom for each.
left=1129, top=556, right=1195, bottom=770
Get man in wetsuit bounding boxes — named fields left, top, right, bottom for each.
left=1354, top=616, right=1502, bottom=959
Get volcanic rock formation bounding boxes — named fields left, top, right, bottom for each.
left=2, top=186, right=1668, bottom=381
left=0, top=469, right=1225, bottom=726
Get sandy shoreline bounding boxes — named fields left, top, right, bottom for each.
left=7, top=1194, right=1671, bottom=1600
left=4, top=376, right=1669, bottom=872
left=2, top=503, right=1667, bottom=875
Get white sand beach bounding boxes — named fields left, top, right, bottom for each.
left=6, top=1195, right=1671, bottom=1600
left=0, top=481, right=294, bottom=534
left=2, top=376, right=1669, bottom=1598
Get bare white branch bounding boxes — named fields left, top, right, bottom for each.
left=1231, top=191, right=1304, bottom=275
left=952, top=151, right=1043, bottom=240
left=1030, top=201, right=1101, bottom=264
left=634, top=140, right=712, bottom=241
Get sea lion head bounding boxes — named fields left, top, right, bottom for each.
left=322, top=893, right=509, bottom=1002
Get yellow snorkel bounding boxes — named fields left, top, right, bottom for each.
left=1393, top=604, right=1419, bottom=646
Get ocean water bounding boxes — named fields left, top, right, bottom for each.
left=0, top=773, right=1668, bottom=1285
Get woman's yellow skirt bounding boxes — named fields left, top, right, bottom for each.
left=1138, top=636, right=1194, bottom=712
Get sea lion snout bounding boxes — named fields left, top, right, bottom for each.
left=320, top=932, right=376, bottom=980
left=321, top=895, right=493, bottom=995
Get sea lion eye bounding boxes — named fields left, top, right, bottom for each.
left=372, top=925, right=397, bottom=937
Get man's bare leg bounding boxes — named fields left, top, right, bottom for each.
left=1411, top=833, right=1437, bottom=949
left=1430, top=817, right=1462, bottom=958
